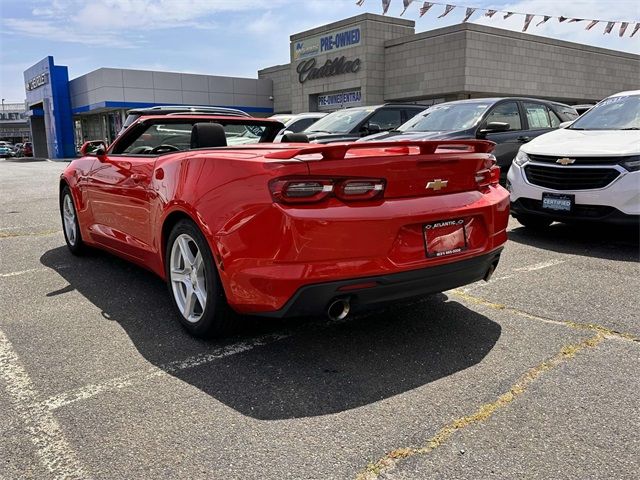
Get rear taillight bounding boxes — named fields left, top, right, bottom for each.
left=270, top=178, right=385, bottom=204
left=475, top=156, right=501, bottom=188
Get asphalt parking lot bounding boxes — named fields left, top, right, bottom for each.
left=1, top=158, right=638, bottom=480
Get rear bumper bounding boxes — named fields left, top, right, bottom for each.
left=218, top=186, right=510, bottom=313
left=258, top=248, right=503, bottom=318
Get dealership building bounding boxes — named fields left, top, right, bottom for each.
left=23, top=57, right=273, bottom=158
left=23, top=13, right=640, bottom=158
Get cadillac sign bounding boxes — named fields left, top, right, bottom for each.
left=26, top=73, right=49, bottom=91
left=297, top=56, right=361, bottom=84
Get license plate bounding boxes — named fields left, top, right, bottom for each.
left=424, top=219, right=467, bottom=258
left=542, top=192, right=574, bottom=212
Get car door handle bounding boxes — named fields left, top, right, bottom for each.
left=131, top=173, right=148, bottom=182
left=517, top=136, right=531, bottom=143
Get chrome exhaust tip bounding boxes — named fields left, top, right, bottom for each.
left=327, top=298, right=351, bottom=321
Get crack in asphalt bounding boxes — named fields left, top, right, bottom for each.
left=356, top=289, right=638, bottom=479
left=356, top=332, right=606, bottom=480
left=450, top=290, right=639, bottom=343
left=0, top=229, right=60, bottom=239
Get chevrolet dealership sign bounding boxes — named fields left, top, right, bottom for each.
left=293, top=25, right=361, bottom=60
left=26, top=72, right=49, bottom=91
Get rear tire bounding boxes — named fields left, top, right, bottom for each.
left=515, top=214, right=553, bottom=229
left=60, top=186, right=85, bottom=255
left=165, top=219, right=235, bottom=337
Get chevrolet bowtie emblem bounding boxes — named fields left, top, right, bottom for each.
left=556, top=157, right=576, bottom=165
left=426, top=179, right=448, bottom=190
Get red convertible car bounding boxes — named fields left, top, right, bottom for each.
left=60, top=114, right=509, bottom=336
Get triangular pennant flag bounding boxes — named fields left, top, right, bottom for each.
left=604, top=21, right=615, bottom=34
left=619, top=22, right=629, bottom=36
left=568, top=18, right=584, bottom=23
left=485, top=10, right=497, bottom=18
left=356, top=0, right=365, bottom=6
left=585, top=20, right=599, bottom=31
left=419, top=2, right=433, bottom=17
left=537, top=15, right=551, bottom=27
left=558, top=16, right=567, bottom=23
left=382, top=0, right=391, bottom=15
left=400, top=0, right=414, bottom=16
left=503, top=12, right=514, bottom=20
left=523, top=14, right=535, bottom=32
left=463, top=7, right=476, bottom=22
left=631, top=23, right=640, bottom=37
left=438, top=4, right=455, bottom=18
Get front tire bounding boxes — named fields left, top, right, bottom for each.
left=514, top=214, right=553, bottom=229
left=165, top=219, right=234, bottom=337
left=60, top=186, right=85, bottom=255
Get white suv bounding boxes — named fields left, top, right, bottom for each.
left=507, top=90, right=640, bottom=228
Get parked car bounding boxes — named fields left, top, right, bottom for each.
left=23, top=142, right=33, bottom=157
left=361, top=98, right=579, bottom=180
left=118, top=105, right=251, bottom=136
left=60, top=112, right=508, bottom=337
left=303, top=104, right=429, bottom=143
left=271, top=112, right=326, bottom=141
left=508, top=90, right=639, bottom=227
left=0, top=145, right=16, bottom=158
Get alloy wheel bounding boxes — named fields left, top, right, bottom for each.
left=62, top=194, right=77, bottom=246
left=169, top=234, right=208, bottom=323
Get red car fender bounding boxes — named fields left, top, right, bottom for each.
left=156, top=202, right=221, bottom=280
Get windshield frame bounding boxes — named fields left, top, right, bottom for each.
left=568, top=94, right=640, bottom=131
left=109, top=116, right=284, bottom=154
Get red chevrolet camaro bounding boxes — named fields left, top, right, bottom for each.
left=60, top=114, right=509, bottom=336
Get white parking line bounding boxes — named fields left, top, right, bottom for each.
left=42, top=332, right=289, bottom=411
left=513, top=259, right=565, bottom=272
left=461, top=259, right=565, bottom=292
left=0, top=268, right=48, bottom=278
left=0, top=329, right=88, bottom=479
left=0, top=265, right=71, bottom=278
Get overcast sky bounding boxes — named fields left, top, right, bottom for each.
left=1, top=0, right=638, bottom=102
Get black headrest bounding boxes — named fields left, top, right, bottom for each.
left=190, top=123, right=227, bottom=149
left=281, top=133, right=309, bottom=143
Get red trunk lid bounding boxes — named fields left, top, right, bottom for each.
left=265, top=140, right=495, bottom=199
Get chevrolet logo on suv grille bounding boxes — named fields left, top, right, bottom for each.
left=426, top=179, right=448, bottom=190
left=556, top=157, right=576, bottom=165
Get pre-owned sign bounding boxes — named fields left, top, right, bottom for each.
left=26, top=73, right=49, bottom=91
left=317, top=90, right=362, bottom=110
left=297, top=56, right=361, bottom=83
left=293, top=25, right=361, bottom=60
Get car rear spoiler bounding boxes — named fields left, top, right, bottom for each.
left=264, top=140, right=495, bottom=160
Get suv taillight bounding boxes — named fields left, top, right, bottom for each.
left=270, top=178, right=385, bottom=204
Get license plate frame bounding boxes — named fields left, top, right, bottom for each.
left=542, top=192, right=574, bottom=212
left=423, top=219, right=468, bottom=258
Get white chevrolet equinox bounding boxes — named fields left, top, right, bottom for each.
left=507, top=90, right=640, bottom=228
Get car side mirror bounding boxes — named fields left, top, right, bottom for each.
left=361, top=123, right=381, bottom=136
left=558, top=121, right=573, bottom=128
left=80, top=140, right=107, bottom=157
left=478, top=122, right=510, bottom=137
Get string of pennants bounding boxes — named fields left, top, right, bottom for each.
left=355, top=0, right=640, bottom=37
